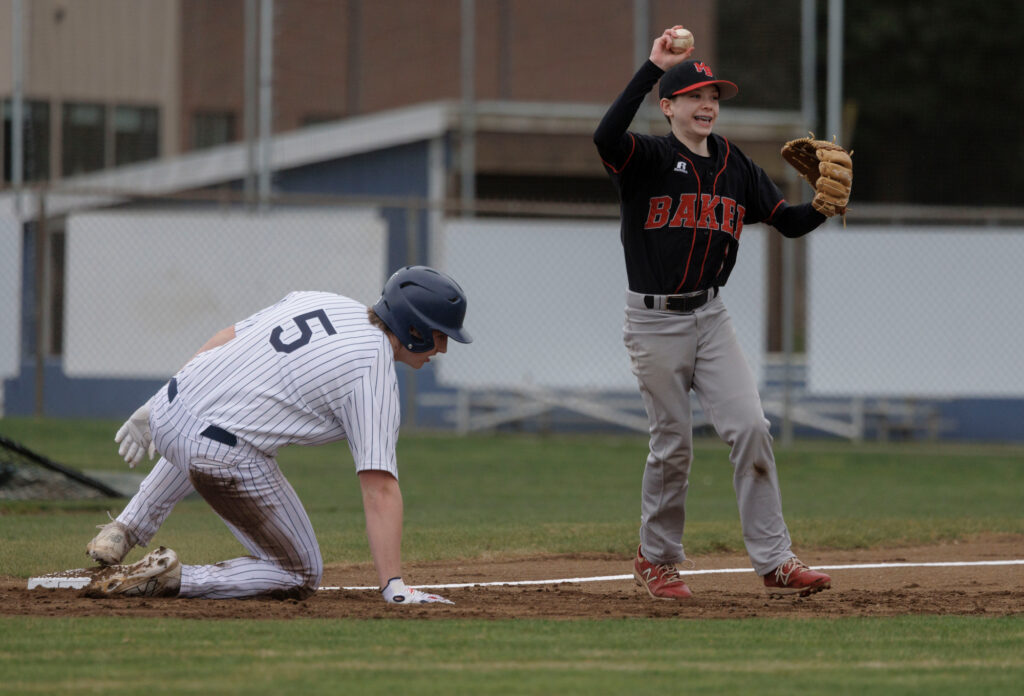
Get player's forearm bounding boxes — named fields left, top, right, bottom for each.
left=594, top=60, right=663, bottom=152
left=358, top=470, right=404, bottom=587
left=770, top=201, right=827, bottom=238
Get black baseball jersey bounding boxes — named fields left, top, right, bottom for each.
left=594, top=61, right=824, bottom=295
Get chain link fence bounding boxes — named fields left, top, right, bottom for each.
left=5, top=192, right=1023, bottom=444
left=2, top=1, right=1023, bottom=442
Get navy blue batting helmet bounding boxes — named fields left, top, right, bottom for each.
left=372, top=266, right=472, bottom=353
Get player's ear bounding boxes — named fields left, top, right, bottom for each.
left=659, top=97, right=673, bottom=118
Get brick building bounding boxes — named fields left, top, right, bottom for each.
left=0, top=0, right=809, bottom=206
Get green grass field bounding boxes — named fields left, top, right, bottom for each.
left=1, top=615, right=1021, bottom=696
left=1, top=417, right=1022, bottom=695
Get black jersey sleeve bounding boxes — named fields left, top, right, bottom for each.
left=593, top=61, right=664, bottom=171
left=738, top=155, right=825, bottom=237
left=741, top=156, right=788, bottom=224
left=766, top=202, right=827, bottom=238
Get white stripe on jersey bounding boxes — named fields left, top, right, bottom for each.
left=172, top=292, right=400, bottom=477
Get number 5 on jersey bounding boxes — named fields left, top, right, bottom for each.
left=270, top=309, right=337, bottom=354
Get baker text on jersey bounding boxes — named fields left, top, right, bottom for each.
left=643, top=194, right=746, bottom=239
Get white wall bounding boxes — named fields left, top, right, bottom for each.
left=64, top=209, right=387, bottom=378
left=808, top=226, right=1024, bottom=396
left=432, top=219, right=767, bottom=392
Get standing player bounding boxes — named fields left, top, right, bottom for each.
left=84, top=266, right=470, bottom=604
left=594, top=27, right=840, bottom=599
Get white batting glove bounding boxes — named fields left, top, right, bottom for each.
left=381, top=577, right=454, bottom=605
left=114, top=402, right=156, bottom=469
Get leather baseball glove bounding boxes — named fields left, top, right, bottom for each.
left=781, top=135, right=853, bottom=218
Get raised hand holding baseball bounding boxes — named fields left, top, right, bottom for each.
left=670, top=26, right=694, bottom=53
left=651, top=25, right=695, bottom=69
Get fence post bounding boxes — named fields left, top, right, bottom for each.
left=33, top=192, right=49, bottom=417
left=459, top=0, right=476, bottom=217
left=780, top=238, right=795, bottom=446
left=404, top=202, right=420, bottom=430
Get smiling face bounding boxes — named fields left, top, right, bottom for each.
left=660, top=84, right=720, bottom=154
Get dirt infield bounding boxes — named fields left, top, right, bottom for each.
left=4, top=535, right=1021, bottom=620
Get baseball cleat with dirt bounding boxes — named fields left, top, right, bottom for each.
left=763, top=557, right=831, bottom=597
left=85, top=546, right=181, bottom=598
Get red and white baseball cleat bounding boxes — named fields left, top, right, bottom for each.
left=763, top=557, right=831, bottom=597
left=633, top=545, right=693, bottom=600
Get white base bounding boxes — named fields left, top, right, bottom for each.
left=27, top=570, right=94, bottom=590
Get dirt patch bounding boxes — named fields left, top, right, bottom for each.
left=4, top=535, right=1022, bottom=620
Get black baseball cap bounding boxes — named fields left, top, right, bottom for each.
left=658, top=60, right=739, bottom=101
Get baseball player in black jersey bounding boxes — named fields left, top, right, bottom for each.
left=594, top=27, right=833, bottom=599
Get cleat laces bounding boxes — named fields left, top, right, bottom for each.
left=774, top=558, right=807, bottom=586
left=94, top=510, right=117, bottom=530
left=653, top=563, right=686, bottom=585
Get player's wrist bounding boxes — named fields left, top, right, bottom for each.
left=381, top=576, right=409, bottom=603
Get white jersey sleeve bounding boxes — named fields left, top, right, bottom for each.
left=171, top=291, right=401, bottom=477
left=337, top=331, right=401, bottom=476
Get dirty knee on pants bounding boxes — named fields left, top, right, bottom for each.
left=179, top=457, right=323, bottom=599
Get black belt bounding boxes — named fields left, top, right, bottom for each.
left=199, top=425, right=238, bottom=447
left=644, top=288, right=715, bottom=313
left=167, top=377, right=238, bottom=447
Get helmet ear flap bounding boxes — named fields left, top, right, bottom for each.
left=402, top=324, right=434, bottom=352
left=373, top=266, right=470, bottom=353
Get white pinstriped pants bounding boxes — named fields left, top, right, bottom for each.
left=623, top=294, right=793, bottom=575
left=116, top=380, right=322, bottom=599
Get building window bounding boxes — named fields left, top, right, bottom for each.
left=193, top=111, right=236, bottom=149
left=62, top=103, right=106, bottom=176
left=114, top=106, right=159, bottom=166
left=3, top=99, right=51, bottom=183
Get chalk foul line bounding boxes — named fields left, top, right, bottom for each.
left=27, top=559, right=1023, bottom=592
left=319, top=559, right=1024, bottom=591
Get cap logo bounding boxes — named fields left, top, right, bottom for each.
left=694, top=62, right=713, bottom=77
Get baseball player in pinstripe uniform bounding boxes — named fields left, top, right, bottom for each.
left=84, top=266, right=470, bottom=604
left=594, top=27, right=833, bottom=599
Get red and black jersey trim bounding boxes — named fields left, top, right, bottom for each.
left=600, top=133, right=637, bottom=174
left=766, top=198, right=786, bottom=222
left=676, top=138, right=732, bottom=293
left=674, top=150, right=701, bottom=293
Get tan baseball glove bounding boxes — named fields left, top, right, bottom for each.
left=781, top=135, right=853, bottom=218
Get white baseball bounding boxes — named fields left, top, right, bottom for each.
left=670, top=27, right=694, bottom=53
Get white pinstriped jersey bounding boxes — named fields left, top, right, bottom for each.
left=170, top=291, right=400, bottom=476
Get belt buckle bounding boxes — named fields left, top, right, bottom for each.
left=666, top=289, right=708, bottom=312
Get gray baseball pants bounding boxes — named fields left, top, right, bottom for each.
left=623, top=292, right=793, bottom=575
